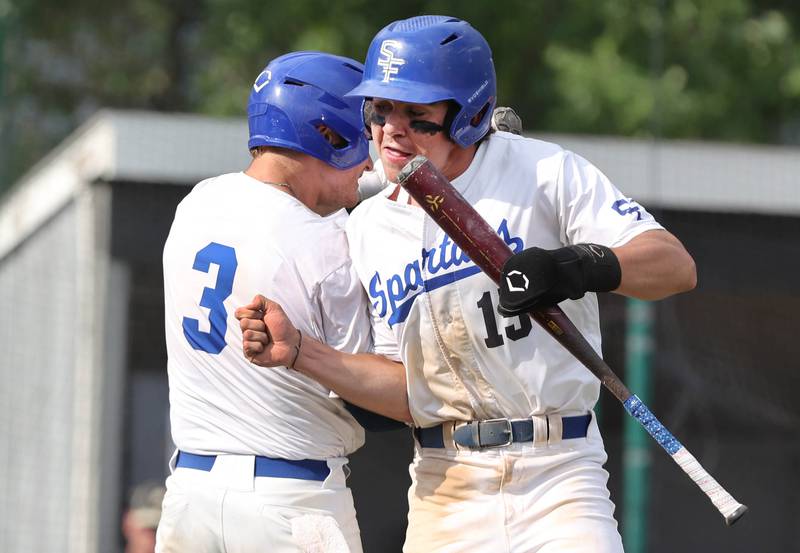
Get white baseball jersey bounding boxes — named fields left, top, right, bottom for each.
left=163, top=171, right=371, bottom=459
left=346, top=132, right=663, bottom=427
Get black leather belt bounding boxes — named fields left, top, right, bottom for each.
left=414, top=414, right=591, bottom=449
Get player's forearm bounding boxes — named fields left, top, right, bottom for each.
left=293, top=336, right=413, bottom=423
left=613, top=229, right=697, bottom=300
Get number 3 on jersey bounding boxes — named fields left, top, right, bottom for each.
left=182, top=242, right=238, bottom=354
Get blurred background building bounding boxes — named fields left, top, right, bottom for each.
left=1, top=2, right=799, bottom=552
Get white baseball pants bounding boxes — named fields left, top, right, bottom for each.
left=404, top=415, right=624, bottom=553
left=155, top=453, right=362, bottom=553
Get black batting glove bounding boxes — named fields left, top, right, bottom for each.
left=498, top=244, right=622, bottom=315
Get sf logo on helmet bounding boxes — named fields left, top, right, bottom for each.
left=378, top=40, right=405, bottom=83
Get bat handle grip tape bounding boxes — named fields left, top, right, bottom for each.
left=625, top=395, right=748, bottom=525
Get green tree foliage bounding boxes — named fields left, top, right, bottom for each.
left=2, top=0, right=799, bottom=193
left=541, top=0, right=800, bottom=142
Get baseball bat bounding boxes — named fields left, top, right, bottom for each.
left=397, top=155, right=748, bottom=526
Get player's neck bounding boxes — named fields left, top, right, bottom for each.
left=245, top=155, right=302, bottom=199
left=440, top=143, right=478, bottom=181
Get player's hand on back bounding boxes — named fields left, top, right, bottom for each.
left=235, top=295, right=301, bottom=368
left=491, top=106, right=523, bottom=135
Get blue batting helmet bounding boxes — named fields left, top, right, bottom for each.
left=248, top=52, right=369, bottom=169
left=347, top=16, right=497, bottom=148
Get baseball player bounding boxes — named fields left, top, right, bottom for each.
left=238, top=15, right=696, bottom=553
left=159, top=51, right=410, bottom=553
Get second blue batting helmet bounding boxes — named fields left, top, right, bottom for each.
left=248, top=52, right=369, bottom=169
left=347, top=15, right=496, bottom=148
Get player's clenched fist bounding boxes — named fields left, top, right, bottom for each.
left=234, top=295, right=302, bottom=368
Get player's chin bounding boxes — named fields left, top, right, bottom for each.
left=377, top=153, right=403, bottom=182
left=381, top=163, right=402, bottom=184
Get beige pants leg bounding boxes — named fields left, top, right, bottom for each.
left=404, top=431, right=622, bottom=553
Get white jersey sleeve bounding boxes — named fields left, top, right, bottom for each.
left=316, top=252, right=373, bottom=355
left=557, top=151, right=663, bottom=247
left=369, top=308, right=402, bottom=362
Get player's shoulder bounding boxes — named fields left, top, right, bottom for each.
left=172, top=173, right=227, bottom=219
left=192, top=171, right=243, bottom=191
left=473, top=132, right=569, bottom=186
left=176, top=172, right=243, bottom=207
left=287, top=208, right=351, bottom=261
left=346, top=185, right=393, bottom=232
left=486, top=131, right=567, bottom=161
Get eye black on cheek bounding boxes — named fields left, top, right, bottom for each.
left=369, top=112, right=386, bottom=126
left=410, top=120, right=446, bottom=135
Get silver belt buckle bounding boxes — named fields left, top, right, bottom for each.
left=478, top=418, right=513, bottom=448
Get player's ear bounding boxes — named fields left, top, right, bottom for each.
left=316, top=124, right=348, bottom=149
